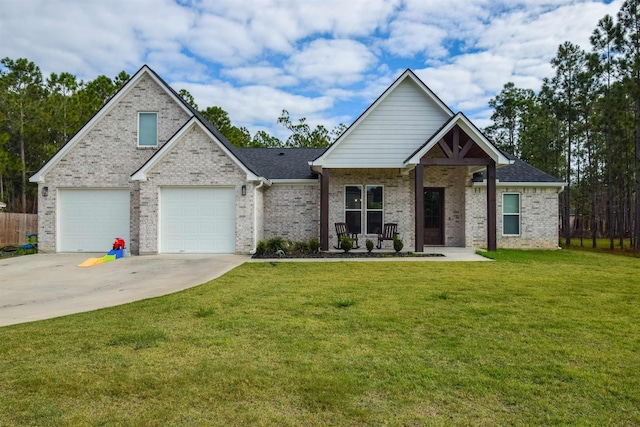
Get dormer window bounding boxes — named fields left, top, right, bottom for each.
left=138, top=112, right=158, bottom=147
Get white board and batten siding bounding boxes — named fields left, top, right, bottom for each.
left=58, top=189, right=130, bottom=252
left=159, top=187, right=235, bottom=254
left=322, top=78, right=452, bottom=168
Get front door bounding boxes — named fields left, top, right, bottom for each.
left=424, top=188, right=444, bottom=245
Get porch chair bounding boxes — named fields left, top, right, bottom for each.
left=376, top=223, right=398, bottom=249
left=334, top=222, right=359, bottom=249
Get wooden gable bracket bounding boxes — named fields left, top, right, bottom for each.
left=459, top=138, right=474, bottom=158
left=436, top=126, right=475, bottom=160
left=424, top=126, right=492, bottom=166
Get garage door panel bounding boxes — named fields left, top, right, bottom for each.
left=58, top=189, right=130, bottom=252
left=160, top=187, right=236, bottom=253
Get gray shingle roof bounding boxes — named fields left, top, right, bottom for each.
left=238, top=148, right=326, bottom=180
left=238, top=148, right=563, bottom=184
left=495, top=153, right=564, bottom=183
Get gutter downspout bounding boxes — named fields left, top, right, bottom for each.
left=249, top=180, right=266, bottom=255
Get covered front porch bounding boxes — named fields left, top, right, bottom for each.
left=317, top=119, right=510, bottom=253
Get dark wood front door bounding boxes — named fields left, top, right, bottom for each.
left=424, top=188, right=444, bottom=245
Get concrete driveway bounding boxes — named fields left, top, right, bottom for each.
left=0, top=253, right=248, bottom=327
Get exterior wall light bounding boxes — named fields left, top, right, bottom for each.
left=241, top=185, right=247, bottom=196
left=42, top=186, right=49, bottom=197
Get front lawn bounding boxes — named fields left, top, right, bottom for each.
left=1, top=250, right=638, bottom=425
left=561, top=237, right=640, bottom=257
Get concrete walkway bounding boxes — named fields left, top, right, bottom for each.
left=0, top=253, right=249, bottom=327
left=247, top=247, right=491, bottom=263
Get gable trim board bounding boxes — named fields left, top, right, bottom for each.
left=31, top=65, right=565, bottom=254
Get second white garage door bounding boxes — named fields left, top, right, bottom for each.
left=160, top=187, right=236, bottom=253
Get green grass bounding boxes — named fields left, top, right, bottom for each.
left=1, top=250, right=639, bottom=425
left=561, top=237, right=640, bottom=258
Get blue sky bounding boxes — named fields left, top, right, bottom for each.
left=1, top=0, right=622, bottom=140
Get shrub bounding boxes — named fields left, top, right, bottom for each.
left=291, top=240, right=310, bottom=254
left=255, top=240, right=268, bottom=255
left=393, top=235, right=404, bottom=253
left=266, top=237, right=287, bottom=254
left=365, top=239, right=374, bottom=253
left=309, top=237, right=321, bottom=253
left=340, top=235, right=353, bottom=252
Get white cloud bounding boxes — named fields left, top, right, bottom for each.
left=174, top=80, right=334, bottom=132
left=221, top=66, right=299, bottom=87
left=177, top=0, right=397, bottom=68
left=403, top=0, right=622, bottom=120
left=0, top=0, right=627, bottom=136
left=286, top=39, right=378, bottom=86
left=192, top=0, right=398, bottom=38
left=0, top=0, right=193, bottom=79
left=383, top=21, right=448, bottom=58
left=477, top=2, right=623, bottom=63
left=186, top=14, right=261, bottom=66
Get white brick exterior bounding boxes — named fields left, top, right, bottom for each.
left=466, top=186, right=560, bottom=249
left=37, top=73, right=190, bottom=253
left=319, top=167, right=561, bottom=251
left=33, top=66, right=562, bottom=254
left=263, top=183, right=320, bottom=242
left=139, top=124, right=255, bottom=254
left=328, top=169, right=415, bottom=249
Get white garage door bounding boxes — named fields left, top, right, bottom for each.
left=58, top=189, right=130, bottom=252
left=160, top=187, right=236, bottom=253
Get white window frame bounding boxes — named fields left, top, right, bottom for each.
left=344, top=185, right=362, bottom=234
left=344, top=184, right=385, bottom=235
left=502, top=192, right=521, bottom=236
left=365, top=185, right=384, bottom=235
left=138, top=112, right=158, bottom=147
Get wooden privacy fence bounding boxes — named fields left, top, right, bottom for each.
left=0, top=213, right=38, bottom=246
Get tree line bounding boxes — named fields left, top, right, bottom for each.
left=485, top=0, right=640, bottom=250
left=0, top=59, right=344, bottom=213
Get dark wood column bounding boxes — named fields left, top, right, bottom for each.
left=320, top=168, right=330, bottom=251
left=414, top=164, right=424, bottom=252
left=486, top=160, right=497, bottom=251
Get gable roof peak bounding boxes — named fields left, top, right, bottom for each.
left=29, top=63, right=195, bottom=183
left=311, top=67, right=454, bottom=168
